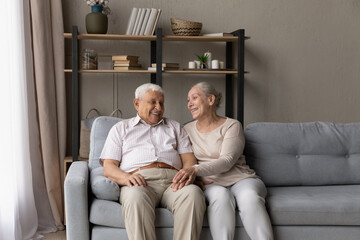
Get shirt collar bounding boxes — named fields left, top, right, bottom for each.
left=131, top=114, right=167, bottom=127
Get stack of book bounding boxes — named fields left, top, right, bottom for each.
left=148, top=63, right=179, bottom=71
left=125, top=8, right=161, bottom=35
left=112, top=55, right=141, bottom=70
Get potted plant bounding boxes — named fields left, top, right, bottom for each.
left=196, top=54, right=208, bottom=69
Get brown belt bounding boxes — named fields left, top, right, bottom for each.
left=130, top=162, right=176, bottom=174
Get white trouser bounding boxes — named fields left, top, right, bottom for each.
left=204, top=177, right=273, bottom=240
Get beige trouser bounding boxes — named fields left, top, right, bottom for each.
left=120, top=168, right=206, bottom=240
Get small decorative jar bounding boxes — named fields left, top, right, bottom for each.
left=81, top=49, right=98, bottom=70
left=86, top=5, right=108, bottom=34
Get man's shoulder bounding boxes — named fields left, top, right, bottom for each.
left=112, top=117, right=136, bottom=128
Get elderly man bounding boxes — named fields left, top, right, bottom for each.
left=100, top=83, right=206, bottom=240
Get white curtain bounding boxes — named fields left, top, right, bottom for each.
left=0, top=0, right=56, bottom=239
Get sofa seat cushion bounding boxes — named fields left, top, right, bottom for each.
left=90, top=199, right=245, bottom=228
left=91, top=167, right=120, bottom=201
left=267, top=185, right=360, bottom=225
left=89, top=199, right=174, bottom=228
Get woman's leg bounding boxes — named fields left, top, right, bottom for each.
left=204, top=184, right=236, bottom=240
left=230, top=178, right=273, bottom=240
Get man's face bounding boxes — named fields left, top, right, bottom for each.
left=134, top=90, right=164, bottom=125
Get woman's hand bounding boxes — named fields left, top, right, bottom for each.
left=170, top=181, right=186, bottom=192
left=173, top=166, right=198, bottom=186
left=194, top=179, right=213, bottom=191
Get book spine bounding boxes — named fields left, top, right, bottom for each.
left=134, top=8, right=146, bottom=35
left=151, top=9, right=161, bottom=35
left=112, top=56, right=139, bottom=61
left=114, top=66, right=142, bottom=70
left=139, top=8, right=151, bottom=35
left=202, top=33, right=233, bottom=36
left=113, top=60, right=138, bottom=64
left=113, top=63, right=141, bottom=67
left=144, top=8, right=157, bottom=35
left=131, top=9, right=142, bottom=35
left=125, top=8, right=138, bottom=35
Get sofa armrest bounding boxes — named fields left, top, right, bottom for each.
left=64, top=161, right=90, bottom=240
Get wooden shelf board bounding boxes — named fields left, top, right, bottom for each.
left=64, top=33, right=156, bottom=41
left=64, top=69, right=249, bottom=74
left=162, top=36, right=250, bottom=42
left=165, top=70, right=237, bottom=74
left=64, top=69, right=155, bottom=73
left=164, top=70, right=249, bottom=74
left=64, top=33, right=250, bottom=42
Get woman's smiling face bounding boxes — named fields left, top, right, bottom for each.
left=187, top=86, right=211, bottom=120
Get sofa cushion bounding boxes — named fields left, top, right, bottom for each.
left=90, top=167, right=120, bottom=201
left=89, top=116, right=122, bottom=170
left=267, top=185, right=360, bottom=225
left=244, top=122, right=360, bottom=187
left=90, top=199, right=175, bottom=228
left=89, top=198, right=246, bottom=228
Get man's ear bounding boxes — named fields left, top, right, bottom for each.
left=134, top=98, right=140, bottom=111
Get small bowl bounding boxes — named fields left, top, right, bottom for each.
left=170, top=18, right=202, bottom=36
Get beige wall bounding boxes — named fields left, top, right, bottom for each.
left=63, top=0, right=360, bottom=153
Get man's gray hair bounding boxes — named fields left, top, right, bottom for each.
left=194, top=82, right=222, bottom=109
left=135, top=83, right=164, bottom=99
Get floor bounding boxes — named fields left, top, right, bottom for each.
left=43, top=230, right=66, bottom=240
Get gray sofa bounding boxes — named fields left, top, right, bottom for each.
left=65, top=118, right=360, bottom=240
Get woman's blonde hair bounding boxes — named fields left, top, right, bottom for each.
left=194, top=82, right=222, bottom=109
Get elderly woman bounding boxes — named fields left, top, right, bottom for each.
left=173, top=82, right=273, bottom=240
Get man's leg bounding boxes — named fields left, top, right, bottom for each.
left=120, top=185, right=158, bottom=240
left=162, top=175, right=206, bottom=240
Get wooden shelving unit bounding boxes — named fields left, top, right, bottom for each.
left=65, top=26, right=248, bottom=161
left=64, top=69, right=247, bottom=74
left=64, top=32, right=249, bottom=42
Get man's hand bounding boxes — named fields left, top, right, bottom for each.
left=103, top=159, right=148, bottom=187
left=124, top=173, right=148, bottom=187
left=173, top=166, right=198, bottom=186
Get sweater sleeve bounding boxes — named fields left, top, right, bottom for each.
left=195, top=121, right=245, bottom=177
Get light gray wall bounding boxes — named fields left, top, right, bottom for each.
left=63, top=0, right=360, bottom=153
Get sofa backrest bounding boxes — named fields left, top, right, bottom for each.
left=89, top=116, right=122, bottom=170
left=244, top=122, right=360, bottom=187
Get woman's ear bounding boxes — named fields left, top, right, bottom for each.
left=208, top=94, right=216, bottom=106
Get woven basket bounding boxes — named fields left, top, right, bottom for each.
left=171, top=18, right=202, bottom=36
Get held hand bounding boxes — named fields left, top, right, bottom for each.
left=194, top=179, right=213, bottom=191
left=170, top=181, right=186, bottom=192
left=173, top=166, right=198, bottom=185
left=125, top=173, right=148, bottom=187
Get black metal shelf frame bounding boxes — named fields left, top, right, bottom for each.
left=69, top=26, right=245, bottom=161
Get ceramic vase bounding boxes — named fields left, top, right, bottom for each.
left=86, top=5, right=108, bottom=34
